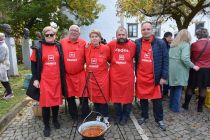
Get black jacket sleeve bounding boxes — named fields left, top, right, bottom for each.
left=31, top=61, right=38, bottom=80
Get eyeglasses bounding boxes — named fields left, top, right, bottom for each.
left=45, top=34, right=55, bottom=37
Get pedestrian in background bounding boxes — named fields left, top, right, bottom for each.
left=169, top=29, right=199, bottom=112
left=0, top=32, right=13, bottom=100
left=162, top=32, right=173, bottom=98
left=183, top=28, right=210, bottom=112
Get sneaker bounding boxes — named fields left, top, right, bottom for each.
left=3, top=93, right=14, bottom=100
left=53, top=120, right=60, bottom=129
left=119, top=118, right=127, bottom=126
left=43, top=127, right=50, bottom=137
left=103, top=117, right=109, bottom=126
left=138, top=118, right=147, bottom=125
left=157, top=121, right=166, bottom=131
left=96, top=116, right=102, bottom=122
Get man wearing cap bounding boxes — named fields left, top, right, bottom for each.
left=60, top=25, right=89, bottom=120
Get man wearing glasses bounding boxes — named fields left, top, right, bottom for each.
left=60, top=25, right=89, bottom=120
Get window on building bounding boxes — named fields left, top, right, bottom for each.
left=128, top=23, right=138, bottom=37
left=195, top=22, right=205, bottom=33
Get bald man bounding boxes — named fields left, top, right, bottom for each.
left=60, top=25, right=89, bottom=120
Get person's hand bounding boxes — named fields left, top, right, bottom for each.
left=33, top=80, right=40, bottom=88
left=193, top=65, right=200, bottom=71
left=160, top=78, right=167, bottom=85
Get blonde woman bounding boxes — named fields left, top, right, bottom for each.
left=169, top=29, right=199, bottom=112
left=30, top=26, right=66, bottom=137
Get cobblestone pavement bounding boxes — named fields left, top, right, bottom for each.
left=0, top=102, right=142, bottom=140
left=0, top=95, right=210, bottom=140
left=133, top=95, right=210, bottom=140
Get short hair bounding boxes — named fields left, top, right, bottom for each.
left=89, top=29, right=102, bottom=38
left=42, top=26, right=57, bottom=35
left=116, top=26, right=127, bottom=35
left=141, top=21, right=152, bottom=27
left=195, top=27, right=209, bottom=39
left=164, top=32, right=172, bottom=38
left=69, top=25, right=80, bottom=33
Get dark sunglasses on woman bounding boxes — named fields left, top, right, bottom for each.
left=45, top=34, right=54, bottom=37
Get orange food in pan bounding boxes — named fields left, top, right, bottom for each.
left=81, top=126, right=104, bottom=137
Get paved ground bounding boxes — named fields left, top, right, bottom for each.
left=0, top=95, right=210, bottom=140
left=133, top=95, right=210, bottom=140
left=0, top=102, right=142, bottom=140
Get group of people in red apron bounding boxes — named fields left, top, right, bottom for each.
left=30, top=22, right=168, bottom=137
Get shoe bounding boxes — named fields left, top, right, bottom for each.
left=119, top=118, right=127, bottom=126
left=114, top=117, right=121, bottom=124
left=182, top=103, right=189, bottom=110
left=138, top=118, right=147, bottom=125
left=3, top=93, right=14, bottom=100
left=103, top=117, right=109, bottom=126
left=157, top=121, right=166, bottom=131
left=43, top=127, right=50, bottom=137
left=70, top=115, right=78, bottom=121
left=53, top=121, right=60, bottom=129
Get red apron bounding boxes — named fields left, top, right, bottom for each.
left=30, top=44, right=62, bottom=107
left=108, top=40, right=136, bottom=103
left=60, top=38, right=86, bottom=97
left=136, top=38, right=161, bottom=99
left=85, top=44, right=110, bottom=103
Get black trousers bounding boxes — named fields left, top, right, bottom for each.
left=42, top=106, right=59, bottom=128
left=1, top=81, right=12, bottom=94
left=94, top=103, right=108, bottom=117
left=140, top=98, right=163, bottom=122
left=114, top=103, right=132, bottom=121
left=67, top=97, right=89, bottom=118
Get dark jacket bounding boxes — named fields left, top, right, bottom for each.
left=31, top=39, right=67, bottom=98
left=135, top=37, right=168, bottom=85
left=162, top=38, right=170, bottom=52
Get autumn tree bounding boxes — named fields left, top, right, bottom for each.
left=117, top=0, right=210, bottom=30
left=0, top=0, right=105, bottom=38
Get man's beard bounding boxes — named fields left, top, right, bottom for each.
left=117, top=38, right=128, bottom=44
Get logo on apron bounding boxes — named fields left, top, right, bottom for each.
left=91, top=58, right=97, bottom=65
left=69, top=52, right=75, bottom=58
left=48, top=55, right=54, bottom=62
left=119, top=54, right=125, bottom=61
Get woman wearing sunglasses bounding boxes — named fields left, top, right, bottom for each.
left=30, top=26, right=66, bottom=137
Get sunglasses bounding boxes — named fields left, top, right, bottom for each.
left=45, top=34, right=55, bottom=37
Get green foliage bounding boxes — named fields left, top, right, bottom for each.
left=0, top=64, right=30, bottom=118
left=0, top=0, right=104, bottom=39
left=117, top=0, right=210, bottom=30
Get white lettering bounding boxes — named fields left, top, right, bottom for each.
left=67, top=58, right=78, bottom=62
left=116, top=61, right=126, bottom=65
left=115, top=48, right=129, bottom=53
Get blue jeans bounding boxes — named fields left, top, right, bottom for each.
left=169, top=86, right=183, bottom=112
